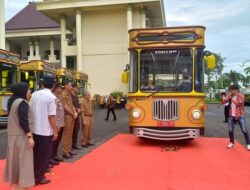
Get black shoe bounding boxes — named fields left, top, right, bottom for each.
left=45, top=168, right=51, bottom=173
left=86, top=142, right=95, bottom=146
left=63, top=154, right=73, bottom=159
left=50, top=159, right=60, bottom=165
left=105, top=119, right=108, bottom=121
left=81, top=144, right=88, bottom=148
left=69, top=151, right=77, bottom=156
left=72, top=146, right=82, bottom=150
left=54, top=156, right=64, bottom=162
left=36, top=178, right=51, bottom=185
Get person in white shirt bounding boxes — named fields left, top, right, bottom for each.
left=29, top=75, right=58, bottom=185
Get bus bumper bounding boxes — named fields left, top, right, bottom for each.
left=134, top=128, right=200, bottom=140
left=0, top=116, right=8, bottom=127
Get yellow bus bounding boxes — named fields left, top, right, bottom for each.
left=19, top=60, right=57, bottom=92
left=74, top=71, right=88, bottom=95
left=56, top=68, right=75, bottom=86
left=122, top=26, right=215, bottom=140
left=0, top=49, right=20, bottom=126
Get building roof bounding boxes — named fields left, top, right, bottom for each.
left=5, top=2, right=60, bottom=30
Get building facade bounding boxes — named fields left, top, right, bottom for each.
left=6, top=0, right=165, bottom=95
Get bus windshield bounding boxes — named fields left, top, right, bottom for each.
left=0, top=63, right=17, bottom=92
left=140, top=49, right=193, bottom=92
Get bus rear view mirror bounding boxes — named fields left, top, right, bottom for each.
left=25, top=71, right=29, bottom=80
left=205, top=54, right=216, bottom=69
left=122, top=71, right=129, bottom=84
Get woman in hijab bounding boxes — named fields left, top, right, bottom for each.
left=3, top=82, right=35, bottom=190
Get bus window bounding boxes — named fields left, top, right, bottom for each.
left=195, top=49, right=204, bottom=92
left=140, top=49, right=193, bottom=92
left=129, top=51, right=138, bottom=93
left=0, top=64, right=17, bottom=91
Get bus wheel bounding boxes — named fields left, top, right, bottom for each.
left=200, top=128, right=205, bottom=136
left=129, top=126, right=134, bottom=134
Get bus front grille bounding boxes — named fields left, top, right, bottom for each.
left=153, top=99, right=179, bottom=121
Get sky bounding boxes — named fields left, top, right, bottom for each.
left=4, top=0, right=250, bottom=74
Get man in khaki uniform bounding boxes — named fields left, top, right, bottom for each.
left=81, top=91, right=95, bottom=147
left=61, top=81, right=77, bottom=158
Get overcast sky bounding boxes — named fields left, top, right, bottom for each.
left=4, top=0, right=250, bottom=74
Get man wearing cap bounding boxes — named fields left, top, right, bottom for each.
left=29, top=75, right=58, bottom=185
left=81, top=91, right=95, bottom=147
left=61, top=81, right=78, bottom=159
left=71, top=82, right=82, bottom=150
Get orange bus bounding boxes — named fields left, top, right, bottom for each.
left=122, top=26, right=215, bottom=140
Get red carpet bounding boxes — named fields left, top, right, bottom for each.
left=1, top=134, right=250, bottom=190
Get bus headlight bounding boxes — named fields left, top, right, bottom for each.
left=132, top=109, right=141, bottom=119
left=192, top=109, right=201, bottom=120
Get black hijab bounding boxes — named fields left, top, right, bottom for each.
left=7, top=82, right=29, bottom=113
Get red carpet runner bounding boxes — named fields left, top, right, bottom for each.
left=1, top=134, right=250, bottom=190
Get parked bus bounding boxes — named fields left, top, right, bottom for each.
left=19, top=60, right=57, bottom=92
left=74, top=71, right=88, bottom=95
left=122, top=26, right=215, bottom=140
left=0, top=49, right=20, bottom=126
left=56, top=68, right=74, bottom=86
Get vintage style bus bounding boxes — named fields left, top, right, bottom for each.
left=56, top=68, right=75, bottom=86
left=122, top=26, right=215, bottom=140
left=0, top=49, right=20, bottom=126
left=19, top=60, right=57, bottom=92
left=74, top=71, right=88, bottom=95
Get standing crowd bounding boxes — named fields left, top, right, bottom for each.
left=2, top=76, right=95, bottom=190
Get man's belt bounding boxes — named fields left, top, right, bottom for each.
left=84, top=114, right=93, bottom=116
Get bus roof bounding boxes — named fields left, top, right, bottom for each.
left=129, top=26, right=206, bottom=50
left=56, top=68, right=75, bottom=78
left=74, top=71, right=88, bottom=82
left=0, top=49, right=20, bottom=65
left=19, top=60, right=57, bottom=74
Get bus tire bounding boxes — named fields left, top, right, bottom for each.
left=200, top=128, right=205, bottom=136
left=129, top=126, right=134, bottom=134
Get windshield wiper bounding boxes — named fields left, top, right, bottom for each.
left=146, top=90, right=159, bottom=98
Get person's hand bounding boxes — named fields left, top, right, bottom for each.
left=73, top=112, right=78, bottom=119
left=28, top=137, right=35, bottom=148
left=53, top=131, right=58, bottom=141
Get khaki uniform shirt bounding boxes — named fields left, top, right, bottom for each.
left=61, top=90, right=74, bottom=116
left=82, top=98, right=93, bottom=116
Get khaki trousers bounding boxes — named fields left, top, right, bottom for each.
left=62, top=114, right=75, bottom=155
left=82, top=116, right=93, bottom=145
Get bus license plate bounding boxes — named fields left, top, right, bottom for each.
left=157, top=121, right=175, bottom=127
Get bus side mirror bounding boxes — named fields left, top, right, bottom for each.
left=25, top=72, right=29, bottom=80
left=122, top=71, right=129, bottom=84
left=122, top=64, right=129, bottom=84
left=205, top=54, right=216, bottom=69
left=29, top=80, right=34, bottom=88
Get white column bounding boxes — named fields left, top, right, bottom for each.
left=0, top=0, right=5, bottom=49
left=49, top=37, right=56, bottom=62
left=76, top=9, right=82, bottom=71
left=127, top=5, right=133, bottom=65
left=140, top=10, right=146, bottom=28
left=127, top=5, right=133, bottom=31
left=5, top=41, right=10, bottom=51
left=34, top=40, right=41, bottom=60
left=28, top=41, right=34, bottom=60
left=60, top=15, right=66, bottom=68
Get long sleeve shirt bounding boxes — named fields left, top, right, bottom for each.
left=222, top=93, right=245, bottom=119
left=17, top=100, right=31, bottom=134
